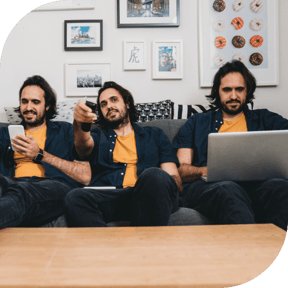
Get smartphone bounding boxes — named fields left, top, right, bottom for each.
left=81, top=101, right=97, bottom=132
left=8, top=125, right=25, bottom=151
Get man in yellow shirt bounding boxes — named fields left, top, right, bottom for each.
left=65, top=81, right=182, bottom=227
left=0, top=75, right=91, bottom=229
left=173, top=61, right=288, bottom=231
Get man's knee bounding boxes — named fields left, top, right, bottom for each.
left=65, top=188, right=85, bottom=210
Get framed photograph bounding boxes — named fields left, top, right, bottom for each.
left=123, top=40, right=146, bottom=70
left=65, top=61, right=112, bottom=97
left=199, top=0, right=279, bottom=87
left=34, top=0, right=95, bottom=11
left=152, top=40, right=183, bottom=79
left=117, top=0, right=180, bottom=28
left=64, top=20, right=103, bottom=51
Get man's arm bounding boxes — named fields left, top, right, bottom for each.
left=160, top=162, right=183, bottom=192
left=11, top=135, right=91, bottom=186
left=73, top=101, right=97, bottom=159
left=177, top=148, right=207, bottom=183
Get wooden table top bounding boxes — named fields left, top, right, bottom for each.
left=0, top=224, right=286, bottom=288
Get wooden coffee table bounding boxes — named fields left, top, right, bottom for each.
left=0, top=224, right=285, bottom=287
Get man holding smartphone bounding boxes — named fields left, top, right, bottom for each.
left=0, top=75, right=91, bottom=229
left=65, top=81, right=182, bottom=227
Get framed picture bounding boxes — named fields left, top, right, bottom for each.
left=199, top=0, right=279, bottom=87
left=34, top=0, right=95, bottom=11
left=117, top=0, right=180, bottom=28
left=65, top=61, right=112, bottom=97
left=152, top=40, right=183, bottom=79
left=123, top=40, right=146, bottom=70
left=64, top=20, right=103, bottom=51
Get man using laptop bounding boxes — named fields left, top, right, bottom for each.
left=65, top=81, right=181, bottom=227
left=0, top=75, right=91, bottom=229
left=173, top=60, right=288, bottom=230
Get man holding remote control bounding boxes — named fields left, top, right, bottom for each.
left=65, top=81, right=182, bottom=227
left=0, top=75, right=91, bottom=229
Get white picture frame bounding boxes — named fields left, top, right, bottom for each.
left=123, top=40, right=146, bottom=71
left=198, top=0, right=279, bottom=87
left=33, top=0, right=95, bottom=11
left=65, top=61, right=112, bottom=97
left=152, top=40, right=183, bottom=80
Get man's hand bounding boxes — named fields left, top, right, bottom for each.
left=200, top=166, right=207, bottom=177
left=11, top=135, right=40, bottom=159
left=74, top=101, right=97, bottom=123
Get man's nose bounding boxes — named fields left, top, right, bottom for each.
left=231, top=89, right=237, bottom=99
left=27, top=102, right=33, bottom=110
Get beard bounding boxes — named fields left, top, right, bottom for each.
left=220, top=100, right=246, bottom=116
left=21, top=110, right=46, bottom=127
left=105, top=107, right=130, bottom=129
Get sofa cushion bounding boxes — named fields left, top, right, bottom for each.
left=42, top=207, right=212, bottom=227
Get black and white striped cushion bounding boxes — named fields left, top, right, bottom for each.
left=171, top=104, right=216, bottom=119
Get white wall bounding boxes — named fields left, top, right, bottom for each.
left=0, top=0, right=288, bottom=122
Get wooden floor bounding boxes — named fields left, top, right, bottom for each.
left=0, top=224, right=286, bottom=288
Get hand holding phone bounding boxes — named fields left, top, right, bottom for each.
left=8, top=125, right=25, bottom=151
left=81, top=101, right=97, bottom=132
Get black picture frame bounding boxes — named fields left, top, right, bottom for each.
left=117, top=0, right=180, bottom=28
left=64, top=20, right=103, bottom=51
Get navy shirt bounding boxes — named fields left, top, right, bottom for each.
left=84, top=123, right=179, bottom=187
left=173, top=107, right=288, bottom=168
left=0, top=120, right=79, bottom=189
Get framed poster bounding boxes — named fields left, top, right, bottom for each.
left=123, top=40, right=146, bottom=70
left=64, top=20, right=103, bottom=51
left=117, top=0, right=180, bottom=28
left=65, top=61, right=112, bottom=97
left=152, top=40, right=183, bottom=79
left=199, top=0, right=279, bottom=87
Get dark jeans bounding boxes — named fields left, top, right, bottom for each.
left=180, top=178, right=288, bottom=231
left=0, top=175, right=71, bottom=229
left=65, top=167, right=179, bottom=227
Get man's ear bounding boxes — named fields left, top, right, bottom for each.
left=46, top=106, right=50, bottom=111
left=126, top=102, right=130, bottom=109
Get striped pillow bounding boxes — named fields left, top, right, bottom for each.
left=172, top=104, right=216, bottom=120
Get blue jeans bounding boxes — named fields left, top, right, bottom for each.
left=0, top=175, right=71, bottom=228
left=180, top=179, right=288, bottom=231
left=65, top=168, right=179, bottom=227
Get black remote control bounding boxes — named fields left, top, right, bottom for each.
left=81, top=101, right=97, bottom=132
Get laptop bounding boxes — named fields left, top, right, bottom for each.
left=201, top=130, right=288, bottom=182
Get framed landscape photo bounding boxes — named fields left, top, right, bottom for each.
left=117, top=0, right=180, bottom=28
left=123, top=40, right=146, bottom=70
left=64, top=20, right=103, bottom=51
left=152, top=40, right=183, bottom=79
left=65, top=61, right=112, bottom=97
left=198, top=0, right=279, bottom=87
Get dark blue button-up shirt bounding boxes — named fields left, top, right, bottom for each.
left=173, top=107, right=288, bottom=168
left=0, top=120, right=78, bottom=189
left=86, top=123, right=179, bottom=187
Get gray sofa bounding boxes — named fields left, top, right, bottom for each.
left=0, top=120, right=212, bottom=227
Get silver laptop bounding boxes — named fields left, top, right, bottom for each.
left=201, top=130, right=288, bottom=182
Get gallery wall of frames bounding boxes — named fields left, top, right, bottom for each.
left=0, top=0, right=287, bottom=122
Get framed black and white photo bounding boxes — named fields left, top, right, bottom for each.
left=199, top=0, right=279, bottom=87
left=64, top=20, right=103, bottom=51
left=117, top=0, right=180, bottom=28
left=123, top=40, right=146, bottom=70
left=65, top=61, right=112, bottom=97
left=152, top=40, right=183, bottom=79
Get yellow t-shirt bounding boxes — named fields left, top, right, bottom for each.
left=113, top=130, right=138, bottom=188
left=14, top=125, right=47, bottom=178
left=218, top=113, right=248, bottom=133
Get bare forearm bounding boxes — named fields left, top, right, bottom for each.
left=171, top=174, right=183, bottom=193
left=42, top=151, right=91, bottom=185
left=179, top=164, right=206, bottom=183
left=73, top=120, right=94, bottom=159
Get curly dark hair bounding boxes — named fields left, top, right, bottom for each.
left=96, top=81, right=139, bottom=129
left=206, top=60, right=256, bottom=109
left=15, top=75, right=57, bottom=120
